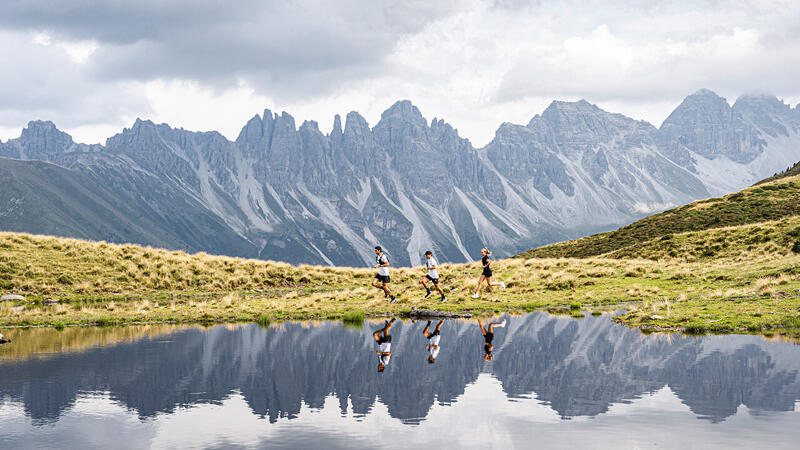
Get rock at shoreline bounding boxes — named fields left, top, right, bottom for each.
left=1, top=294, right=25, bottom=301
left=407, top=309, right=471, bottom=319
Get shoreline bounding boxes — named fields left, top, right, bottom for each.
left=3, top=289, right=800, bottom=337
left=2, top=231, right=799, bottom=337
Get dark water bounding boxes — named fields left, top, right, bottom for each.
left=1, top=312, right=799, bottom=449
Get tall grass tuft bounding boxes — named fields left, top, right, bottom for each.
left=257, top=314, right=271, bottom=328
left=342, top=310, right=365, bottom=328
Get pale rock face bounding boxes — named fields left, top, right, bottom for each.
left=0, top=121, right=101, bottom=160
left=1, top=90, right=799, bottom=266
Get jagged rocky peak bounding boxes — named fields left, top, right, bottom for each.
left=372, top=100, right=432, bottom=152
left=275, top=111, right=296, bottom=130
left=0, top=120, right=106, bottom=160
left=430, top=117, right=469, bottom=146
left=661, top=89, right=731, bottom=130
left=429, top=117, right=453, bottom=134
left=542, top=98, right=597, bottom=113
left=379, top=99, right=426, bottom=126
left=114, top=118, right=171, bottom=141
left=732, top=94, right=795, bottom=137
left=300, top=120, right=320, bottom=133
left=493, top=120, right=534, bottom=140
left=657, top=89, right=736, bottom=161
left=236, top=108, right=279, bottom=151
left=733, top=93, right=794, bottom=119
left=542, top=99, right=628, bottom=127
left=488, top=120, right=549, bottom=148
left=19, top=120, right=74, bottom=153
left=130, top=117, right=163, bottom=131
left=343, top=110, right=370, bottom=137
left=330, top=114, right=343, bottom=137
left=236, top=113, right=266, bottom=143
left=109, top=118, right=173, bottom=145
left=538, top=99, right=638, bottom=147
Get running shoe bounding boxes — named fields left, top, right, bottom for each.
left=389, top=296, right=397, bottom=304
left=440, top=296, right=447, bottom=303
left=471, top=294, right=480, bottom=299
left=500, top=281, right=506, bottom=289
left=424, top=291, right=432, bottom=299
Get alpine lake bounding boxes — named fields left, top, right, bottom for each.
left=1, top=311, right=799, bottom=449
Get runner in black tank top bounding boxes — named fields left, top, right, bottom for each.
left=472, top=248, right=505, bottom=299
left=481, top=254, right=492, bottom=277
left=478, top=317, right=506, bottom=361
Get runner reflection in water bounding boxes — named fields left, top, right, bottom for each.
left=478, top=318, right=506, bottom=361
left=373, top=318, right=395, bottom=372
left=422, top=320, right=443, bottom=364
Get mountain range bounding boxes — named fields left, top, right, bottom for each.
left=1, top=89, right=799, bottom=266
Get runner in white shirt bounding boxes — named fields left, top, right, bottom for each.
left=420, top=251, right=447, bottom=302
left=371, top=246, right=396, bottom=303
left=422, top=320, right=443, bottom=364
left=373, top=318, right=395, bottom=372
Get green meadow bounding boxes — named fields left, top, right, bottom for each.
left=1, top=173, right=799, bottom=338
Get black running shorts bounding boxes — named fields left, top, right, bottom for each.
left=375, top=274, right=390, bottom=283
left=425, top=274, right=439, bottom=284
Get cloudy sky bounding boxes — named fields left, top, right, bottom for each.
left=1, top=0, right=799, bottom=146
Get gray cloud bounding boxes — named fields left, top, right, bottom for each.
left=1, top=0, right=799, bottom=145
left=0, top=0, right=468, bottom=100
left=0, top=31, right=148, bottom=130
left=489, top=0, right=800, bottom=107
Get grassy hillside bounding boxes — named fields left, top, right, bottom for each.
left=755, top=160, right=800, bottom=185
left=0, top=157, right=256, bottom=258
left=517, top=174, right=800, bottom=259
left=1, top=173, right=799, bottom=334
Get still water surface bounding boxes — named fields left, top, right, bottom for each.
left=1, top=312, right=799, bottom=449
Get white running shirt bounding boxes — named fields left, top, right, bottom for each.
left=428, top=334, right=440, bottom=358
left=377, top=254, right=389, bottom=276
left=378, top=341, right=392, bottom=365
left=426, top=257, right=439, bottom=279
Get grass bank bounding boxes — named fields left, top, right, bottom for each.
left=2, top=175, right=800, bottom=334
left=1, top=225, right=799, bottom=335
left=518, top=174, right=800, bottom=259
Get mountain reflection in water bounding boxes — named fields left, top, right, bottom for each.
left=1, top=312, right=799, bottom=448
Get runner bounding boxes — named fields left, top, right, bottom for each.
left=422, top=320, right=443, bottom=363
left=421, top=251, right=447, bottom=303
left=471, top=247, right=505, bottom=299
left=373, top=318, right=395, bottom=372
left=478, top=317, right=506, bottom=361
left=371, top=246, right=397, bottom=303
